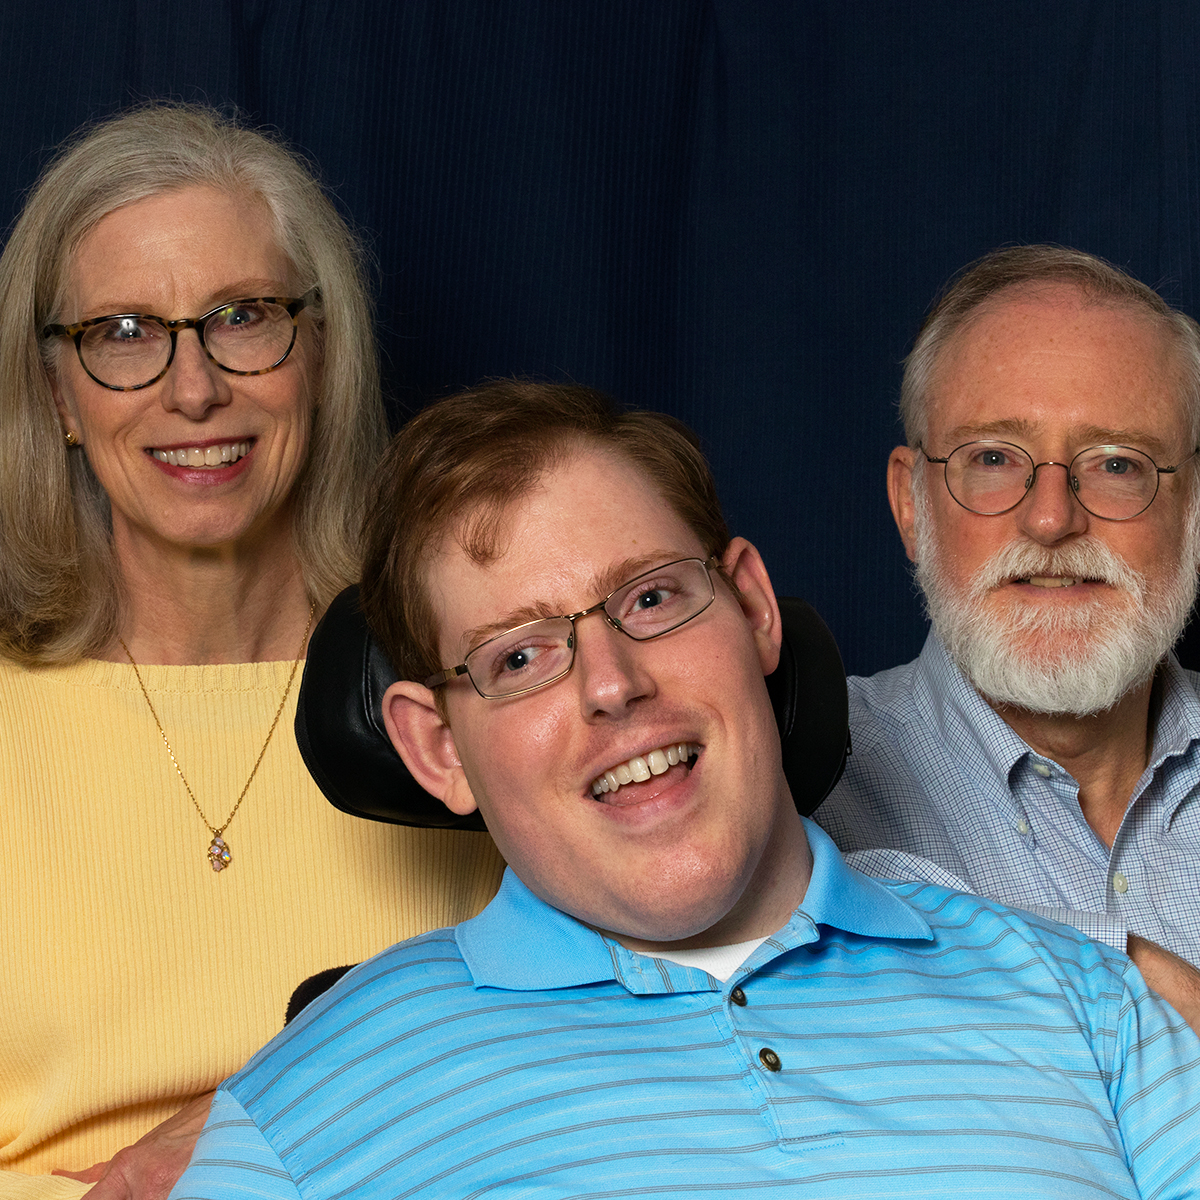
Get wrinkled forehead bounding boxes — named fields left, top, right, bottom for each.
left=58, top=185, right=293, bottom=310
left=927, top=284, right=1192, bottom=442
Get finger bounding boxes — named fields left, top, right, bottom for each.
left=52, top=1164, right=108, bottom=1183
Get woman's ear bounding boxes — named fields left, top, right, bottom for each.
left=720, top=537, right=782, bottom=676
left=49, top=371, right=83, bottom=445
left=381, top=680, right=479, bottom=816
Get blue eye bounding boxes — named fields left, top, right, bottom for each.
left=211, top=302, right=268, bottom=332
left=968, top=447, right=1021, bottom=469
left=99, top=317, right=158, bottom=343
left=503, top=646, right=540, bottom=672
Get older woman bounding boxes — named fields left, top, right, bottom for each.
left=0, top=106, right=505, bottom=1198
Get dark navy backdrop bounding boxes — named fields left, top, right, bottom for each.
left=5, top=1, right=1198, bottom=675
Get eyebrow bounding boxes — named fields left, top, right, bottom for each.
left=458, top=551, right=684, bottom=655
left=80, top=281, right=291, bottom=321
left=940, top=419, right=1179, bottom=461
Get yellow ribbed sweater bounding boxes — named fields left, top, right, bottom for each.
left=0, top=655, right=506, bottom=1198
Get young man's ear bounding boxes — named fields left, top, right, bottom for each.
left=887, top=445, right=919, bottom=562
left=720, top=537, right=782, bottom=676
left=381, top=681, right=479, bottom=816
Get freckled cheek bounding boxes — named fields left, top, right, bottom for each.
left=496, top=693, right=575, bottom=753
left=465, top=707, right=567, bottom=795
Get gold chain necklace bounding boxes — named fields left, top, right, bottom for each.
left=120, top=601, right=317, bottom=873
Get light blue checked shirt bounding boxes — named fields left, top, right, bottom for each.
left=817, top=632, right=1200, bottom=967
left=170, top=820, right=1200, bottom=1199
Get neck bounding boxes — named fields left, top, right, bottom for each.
left=613, top=805, right=813, bottom=954
left=988, top=673, right=1156, bottom=847
left=105, top=525, right=315, bottom=665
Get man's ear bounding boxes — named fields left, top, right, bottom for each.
left=887, top=445, right=919, bottom=562
left=720, top=536, right=782, bottom=676
left=381, top=680, right=479, bottom=817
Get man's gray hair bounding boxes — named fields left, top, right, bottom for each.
left=900, top=245, right=1200, bottom=450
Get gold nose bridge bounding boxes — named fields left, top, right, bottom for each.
left=564, top=599, right=625, bottom=649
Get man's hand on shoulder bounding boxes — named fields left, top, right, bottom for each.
left=1126, top=934, right=1200, bottom=1034
left=50, top=1091, right=215, bottom=1200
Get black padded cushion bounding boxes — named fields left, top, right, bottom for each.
left=284, top=965, right=354, bottom=1025
left=295, top=585, right=849, bottom=826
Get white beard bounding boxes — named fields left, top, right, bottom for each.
left=912, top=472, right=1200, bottom=716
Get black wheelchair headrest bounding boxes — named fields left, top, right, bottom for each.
left=295, top=585, right=850, bottom=828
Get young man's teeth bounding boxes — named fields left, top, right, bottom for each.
left=591, top=744, right=698, bottom=796
left=152, top=441, right=250, bottom=468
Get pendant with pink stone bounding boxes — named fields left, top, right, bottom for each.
left=208, top=835, right=232, bottom=872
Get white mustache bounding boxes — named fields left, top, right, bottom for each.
left=967, top=536, right=1147, bottom=604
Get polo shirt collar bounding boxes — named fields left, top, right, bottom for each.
left=457, top=817, right=931, bottom=993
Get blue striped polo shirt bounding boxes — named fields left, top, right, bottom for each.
left=170, top=819, right=1200, bottom=1199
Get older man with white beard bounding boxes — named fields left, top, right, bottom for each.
left=816, top=245, right=1200, bottom=1024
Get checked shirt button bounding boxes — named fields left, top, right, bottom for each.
left=730, top=987, right=747, bottom=1006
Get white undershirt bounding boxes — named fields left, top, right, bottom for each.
left=636, top=935, right=770, bottom=982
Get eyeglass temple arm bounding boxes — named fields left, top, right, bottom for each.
left=1159, top=447, right=1200, bottom=473
left=424, top=664, right=469, bottom=690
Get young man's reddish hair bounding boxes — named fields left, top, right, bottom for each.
left=360, top=380, right=731, bottom=689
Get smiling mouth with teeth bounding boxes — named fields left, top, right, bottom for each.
left=151, top=441, right=251, bottom=468
left=1017, top=576, right=1088, bottom=588
left=590, top=743, right=699, bottom=797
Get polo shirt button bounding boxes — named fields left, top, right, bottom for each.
left=1113, top=872, right=1129, bottom=894
left=759, top=1047, right=782, bottom=1072
left=730, top=987, right=747, bottom=1006
left=1032, top=762, right=1052, bottom=778
left=1016, top=818, right=1030, bottom=835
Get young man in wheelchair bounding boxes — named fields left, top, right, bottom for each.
left=171, top=381, right=1200, bottom=1199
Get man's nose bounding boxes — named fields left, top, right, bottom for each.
left=1014, top=460, right=1089, bottom=543
left=573, top=612, right=656, bottom=717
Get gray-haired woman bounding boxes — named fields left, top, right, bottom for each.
left=0, top=106, right=503, bottom=1198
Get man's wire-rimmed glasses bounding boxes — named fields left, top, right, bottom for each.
left=42, top=288, right=319, bottom=392
left=425, top=556, right=719, bottom=699
left=921, top=440, right=1199, bottom=521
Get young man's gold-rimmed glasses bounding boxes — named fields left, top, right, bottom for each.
left=425, top=556, right=719, bottom=699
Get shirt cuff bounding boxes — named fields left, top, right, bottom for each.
left=168, top=1089, right=299, bottom=1200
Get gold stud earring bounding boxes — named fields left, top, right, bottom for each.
left=64, top=429, right=79, bottom=446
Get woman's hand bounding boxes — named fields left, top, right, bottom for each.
left=50, top=1091, right=215, bottom=1200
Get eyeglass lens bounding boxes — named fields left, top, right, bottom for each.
left=943, top=441, right=1161, bottom=519
left=78, top=300, right=300, bottom=389
left=464, top=558, right=715, bottom=697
